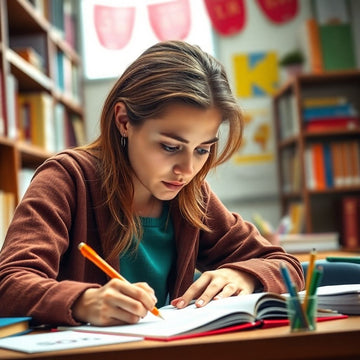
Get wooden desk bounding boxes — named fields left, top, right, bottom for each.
left=294, top=249, right=359, bottom=263
left=0, top=316, right=359, bottom=360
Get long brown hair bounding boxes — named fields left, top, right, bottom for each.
left=86, top=41, right=243, bottom=260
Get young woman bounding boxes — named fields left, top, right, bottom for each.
left=0, top=41, right=304, bottom=326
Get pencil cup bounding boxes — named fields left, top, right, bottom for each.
left=286, top=295, right=317, bottom=332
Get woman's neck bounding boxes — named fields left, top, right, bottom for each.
left=134, top=196, right=163, bottom=218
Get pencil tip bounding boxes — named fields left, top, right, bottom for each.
left=158, top=313, right=165, bottom=320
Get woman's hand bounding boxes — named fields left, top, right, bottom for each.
left=72, top=279, right=157, bottom=326
left=171, top=268, right=261, bottom=309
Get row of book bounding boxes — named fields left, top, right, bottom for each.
left=0, top=191, right=15, bottom=250
left=27, top=0, right=78, bottom=50
left=305, top=140, right=360, bottom=190
left=0, top=73, right=86, bottom=152
left=302, top=96, right=360, bottom=133
left=275, top=196, right=360, bottom=252
left=17, top=91, right=86, bottom=152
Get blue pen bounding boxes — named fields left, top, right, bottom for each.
left=280, top=263, right=309, bottom=329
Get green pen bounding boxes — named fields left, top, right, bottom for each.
left=326, top=256, right=360, bottom=264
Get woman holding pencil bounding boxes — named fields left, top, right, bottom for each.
left=0, top=41, right=304, bottom=326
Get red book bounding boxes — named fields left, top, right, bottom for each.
left=305, top=116, right=360, bottom=132
left=311, top=143, right=326, bottom=190
left=341, top=197, right=360, bottom=250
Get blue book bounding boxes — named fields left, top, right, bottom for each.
left=323, top=143, right=334, bottom=188
left=0, top=317, right=31, bottom=338
left=303, top=103, right=356, bottom=121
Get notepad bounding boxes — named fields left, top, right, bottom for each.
left=0, top=330, right=141, bottom=353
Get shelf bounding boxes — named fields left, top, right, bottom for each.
left=273, top=72, right=360, bottom=243
left=17, top=141, right=53, bottom=168
left=6, top=48, right=52, bottom=91
left=6, top=0, right=49, bottom=34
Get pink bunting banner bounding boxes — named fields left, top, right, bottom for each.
left=93, top=5, right=135, bottom=49
left=256, top=0, right=298, bottom=24
left=204, top=0, right=246, bottom=36
left=148, top=0, right=191, bottom=41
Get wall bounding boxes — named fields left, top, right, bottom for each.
left=83, top=0, right=359, bottom=229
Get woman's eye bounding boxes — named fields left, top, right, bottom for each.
left=161, top=144, right=179, bottom=153
left=196, top=147, right=211, bottom=155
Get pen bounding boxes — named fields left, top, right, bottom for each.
left=280, top=263, right=308, bottom=329
left=78, top=242, right=164, bottom=320
left=303, top=248, right=317, bottom=311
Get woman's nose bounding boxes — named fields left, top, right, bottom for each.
left=173, top=153, right=194, bottom=176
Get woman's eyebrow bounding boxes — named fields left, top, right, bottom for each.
left=160, top=132, right=219, bottom=145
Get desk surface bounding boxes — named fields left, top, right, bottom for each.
left=0, top=316, right=359, bottom=360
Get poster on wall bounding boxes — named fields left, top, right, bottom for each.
left=232, top=51, right=279, bottom=97
left=81, top=0, right=214, bottom=79
left=207, top=100, right=278, bottom=201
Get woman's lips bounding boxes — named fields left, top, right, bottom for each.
left=162, top=181, right=185, bottom=191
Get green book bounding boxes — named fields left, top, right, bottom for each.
left=319, top=23, right=356, bottom=71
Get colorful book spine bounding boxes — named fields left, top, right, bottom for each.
left=304, top=117, right=360, bottom=132
left=341, top=197, right=360, bottom=250
left=304, top=141, right=360, bottom=190
left=303, top=103, right=356, bottom=121
left=302, top=96, right=346, bottom=108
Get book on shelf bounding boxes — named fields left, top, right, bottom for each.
left=9, top=34, right=47, bottom=74
left=0, top=317, right=31, bottom=339
left=340, top=196, right=360, bottom=250
left=5, top=73, right=19, bottom=140
left=0, top=190, right=16, bottom=250
left=302, top=96, right=347, bottom=108
left=13, top=47, right=44, bottom=72
left=319, top=23, right=356, bottom=71
left=299, top=18, right=323, bottom=73
left=279, top=232, right=339, bottom=253
left=64, top=0, right=78, bottom=49
left=277, top=93, right=299, bottom=139
left=304, top=116, right=360, bottom=132
left=61, top=291, right=345, bottom=341
left=18, top=92, right=55, bottom=152
left=302, top=103, right=357, bottom=121
left=305, top=141, right=360, bottom=190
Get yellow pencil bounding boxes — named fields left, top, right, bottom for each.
left=78, top=242, right=164, bottom=320
left=303, top=248, right=317, bottom=311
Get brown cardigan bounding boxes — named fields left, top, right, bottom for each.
left=0, top=149, right=304, bottom=326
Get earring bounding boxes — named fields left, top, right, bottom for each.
left=121, top=134, right=127, bottom=148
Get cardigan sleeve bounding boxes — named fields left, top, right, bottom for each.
left=196, top=182, right=304, bottom=293
left=0, top=152, right=104, bottom=326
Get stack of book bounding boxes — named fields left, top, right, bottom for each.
left=302, top=96, right=360, bottom=133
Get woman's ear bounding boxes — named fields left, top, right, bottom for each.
left=114, top=102, right=129, bottom=135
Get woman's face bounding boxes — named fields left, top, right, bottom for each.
left=126, top=103, right=221, bottom=202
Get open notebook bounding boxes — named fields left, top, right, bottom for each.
left=64, top=291, right=345, bottom=341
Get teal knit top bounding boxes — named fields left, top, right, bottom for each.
left=120, top=204, right=175, bottom=307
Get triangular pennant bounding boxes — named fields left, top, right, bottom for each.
left=204, top=0, right=246, bottom=36
left=148, top=0, right=191, bottom=41
left=93, top=5, right=135, bottom=49
left=256, top=0, right=298, bottom=24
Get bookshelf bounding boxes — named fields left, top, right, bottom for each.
left=273, top=70, right=360, bottom=249
left=0, top=0, right=85, bottom=245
